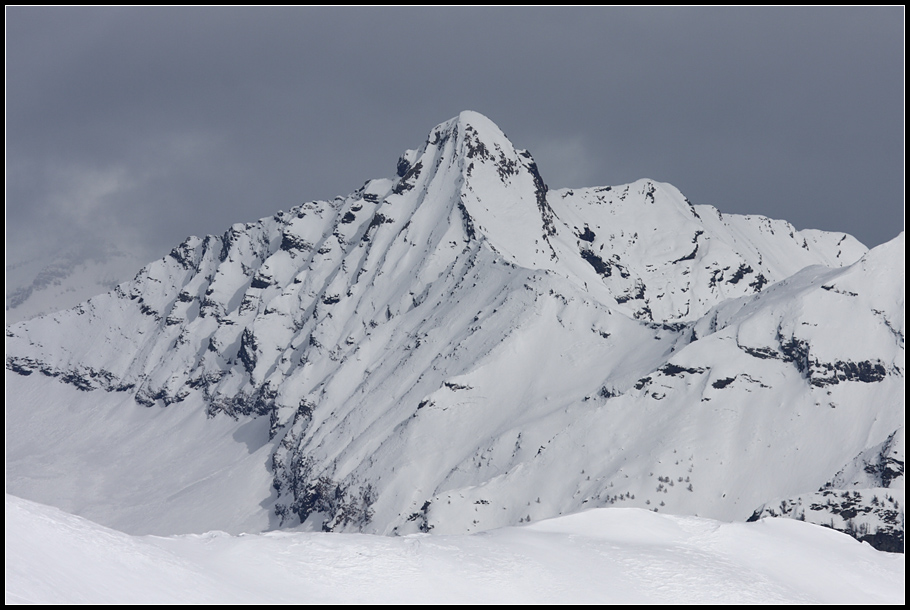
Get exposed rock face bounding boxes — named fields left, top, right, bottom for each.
left=6, top=112, right=903, bottom=550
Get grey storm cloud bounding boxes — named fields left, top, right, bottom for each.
left=6, top=7, right=904, bottom=269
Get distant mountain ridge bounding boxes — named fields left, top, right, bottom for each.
left=6, top=111, right=903, bottom=551
left=5, top=245, right=145, bottom=324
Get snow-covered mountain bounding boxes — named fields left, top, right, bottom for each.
left=5, top=111, right=903, bottom=552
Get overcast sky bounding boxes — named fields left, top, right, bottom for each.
left=6, top=7, right=904, bottom=269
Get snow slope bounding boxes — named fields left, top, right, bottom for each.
left=6, top=494, right=903, bottom=605
left=5, top=112, right=903, bottom=551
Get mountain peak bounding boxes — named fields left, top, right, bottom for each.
left=6, top=112, right=901, bottom=553
left=401, top=111, right=556, bottom=267
left=455, top=109, right=497, bottom=127
left=425, top=110, right=508, bottom=147
left=397, top=111, right=514, bottom=176
left=420, top=111, right=528, bottom=174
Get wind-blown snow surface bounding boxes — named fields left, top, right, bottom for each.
left=5, top=112, right=904, bottom=550
left=5, top=494, right=903, bottom=605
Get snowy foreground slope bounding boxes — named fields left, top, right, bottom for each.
left=5, top=494, right=903, bottom=605
left=5, top=112, right=904, bottom=554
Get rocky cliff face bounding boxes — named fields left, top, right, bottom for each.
left=6, top=111, right=903, bottom=550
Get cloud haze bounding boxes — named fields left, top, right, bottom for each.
left=7, top=7, right=903, bottom=271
